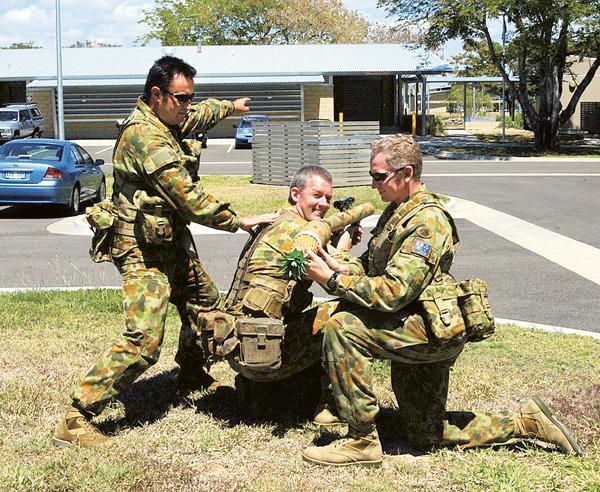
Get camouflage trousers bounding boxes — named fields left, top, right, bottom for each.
left=321, top=302, right=515, bottom=449
left=224, top=305, right=323, bottom=383
left=71, top=229, right=219, bottom=416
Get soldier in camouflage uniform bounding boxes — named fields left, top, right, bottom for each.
left=197, top=166, right=354, bottom=421
left=302, top=135, right=582, bottom=466
left=53, top=56, right=277, bottom=448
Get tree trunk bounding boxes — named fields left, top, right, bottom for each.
left=534, top=119, right=560, bottom=150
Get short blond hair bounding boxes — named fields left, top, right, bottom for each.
left=371, top=134, right=423, bottom=179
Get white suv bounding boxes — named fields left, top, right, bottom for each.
left=0, top=103, right=45, bottom=142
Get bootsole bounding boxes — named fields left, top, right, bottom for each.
left=533, top=395, right=584, bottom=456
left=302, top=454, right=382, bottom=467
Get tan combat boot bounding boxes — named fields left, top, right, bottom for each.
left=514, top=396, right=583, bottom=456
left=313, top=405, right=345, bottom=426
left=302, top=427, right=383, bottom=466
left=53, top=406, right=114, bottom=448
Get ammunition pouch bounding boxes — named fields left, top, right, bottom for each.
left=86, top=199, right=118, bottom=263
left=196, top=310, right=238, bottom=358
left=234, top=317, right=285, bottom=373
left=241, top=275, right=311, bottom=319
left=136, top=205, right=174, bottom=245
left=457, top=278, right=495, bottom=342
left=417, top=277, right=465, bottom=343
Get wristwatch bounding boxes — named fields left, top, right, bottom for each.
left=326, top=272, right=339, bottom=291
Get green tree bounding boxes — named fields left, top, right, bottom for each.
left=138, top=0, right=369, bottom=46
left=378, top=0, right=600, bottom=150
left=1, top=41, right=41, bottom=49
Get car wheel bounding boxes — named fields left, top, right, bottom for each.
left=95, top=179, right=106, bottom=203
left=66, top=186, right=81, bottom=216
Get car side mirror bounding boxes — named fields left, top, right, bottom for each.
left=95, top=159, right=105, bottom=166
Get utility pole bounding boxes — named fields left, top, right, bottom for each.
left=502, top=13, right=507, bottom=143
left=55, top=0, right=65, bottom=139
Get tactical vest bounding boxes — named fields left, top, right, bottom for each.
left=223, top=211, right=313, bottom=320
left=367, top=194, right=459, bottom=277
left=109, top=108, right=199, bottom=244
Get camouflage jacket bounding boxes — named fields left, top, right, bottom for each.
left=331, top=185, right=459, bottom=313
left=223, top=204, right=315, bottom=319
left=112, top=97, right=239, bottom=232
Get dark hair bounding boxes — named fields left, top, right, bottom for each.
left=142, top=55, right=197, bottom=103
left=288, top=165, right=332, bottom=204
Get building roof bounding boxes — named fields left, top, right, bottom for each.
left=27, top=75, right=325, bottom=88
left=1, top=44, right=451, bottom=82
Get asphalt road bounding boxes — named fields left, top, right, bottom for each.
left=1, top=142, right=599, bottom=334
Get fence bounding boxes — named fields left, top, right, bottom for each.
left=252, top=121, right=380, bottom=187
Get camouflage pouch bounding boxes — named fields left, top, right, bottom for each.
left=241, top=276, right=290, bottom=319
left=418, top=278, right=465, bottom=342
left=457, top=278, right=495, bottom=342
left=137, top=207, right=173, bottom=245
left=195, top=310, right=238, bottom=358
left=86, top=199, right=117, bottom=263
left=235, top=317, right=285, bottom=372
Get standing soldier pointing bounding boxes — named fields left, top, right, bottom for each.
left=53, top=55, right=277, bottom=448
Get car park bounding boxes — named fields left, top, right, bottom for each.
left=234, top=114, right=269, bottom=149
left=0, top=103, right=44, bottom=142
left=0, top=139, right=105, bottom=215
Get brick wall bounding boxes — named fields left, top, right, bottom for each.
left=27, top=89, right=56, bottom=138
left=303, top=85, right=334, bottom=121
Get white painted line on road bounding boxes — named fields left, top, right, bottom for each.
left=453, top=197, right=600, bottom=286
left=0, top=287, right=597, bottom=339
left=423, top=173, right=600, bottom=177
left=226, top=143, right=235, bottom=153
left=95, top=146, right=113, bottom=154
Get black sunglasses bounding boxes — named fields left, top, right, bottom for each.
left=369, top=167, right=407, bottom=182
left=164, top=90, right=195, bottom=103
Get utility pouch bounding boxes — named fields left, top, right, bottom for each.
left=418, top=280, right=465, bottom=342
left=457, top=278, right=495, bottom=342
left=235, top=317, right=285, bottom=372
left=241, top=276, right=290, bottom=319
left=195, top=310, right=237, bottom=358
left=86, top=199, right=117, bottom=263
left=137, top=205, right=173, bottom=245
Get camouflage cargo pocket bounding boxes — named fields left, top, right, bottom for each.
left=235, top=317, right=285, bottom=372
left=457, top=278, right=495, bottom=342
left=418, top=281, right=465, bottom=342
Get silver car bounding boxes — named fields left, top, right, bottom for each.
left=0, top=103, right=44, bottom=142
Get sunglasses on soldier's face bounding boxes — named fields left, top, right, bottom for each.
left=369, top=166, right=407, bottom=182
left=164, top=90, right=195, bottom=103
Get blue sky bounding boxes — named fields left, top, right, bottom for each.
left=0, top=0, right=469, bottom=60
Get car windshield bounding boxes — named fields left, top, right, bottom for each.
left=0, top=142, right=63, bottom=161
left=0, top=111, right=18, bottom=122
left=240, top=120, right=254, bottom=128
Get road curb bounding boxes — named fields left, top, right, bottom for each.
left=0, top=287, right=597, bottom=340
left=427, top=148, right=600, bottom=162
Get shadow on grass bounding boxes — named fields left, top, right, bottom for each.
left=97, top=367, right=320, bottom=437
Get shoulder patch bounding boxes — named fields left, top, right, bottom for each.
left=143, top=147, right=179, bottom=174
left=416, top=226, right=432, bottom=239
left=412, top=239, right=432, bottom=259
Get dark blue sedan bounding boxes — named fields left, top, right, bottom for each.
left=0, top=139, right=105, bottom=215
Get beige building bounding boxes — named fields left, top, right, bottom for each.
left=561, top=57, right=600, bottom=133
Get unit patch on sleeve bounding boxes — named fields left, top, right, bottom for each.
left=412, top=239, right=432, bottom=259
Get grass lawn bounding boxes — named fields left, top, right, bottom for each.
left=1, top=289, right=599, bottom=491
left=105, top=175, right=388, bottom=216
